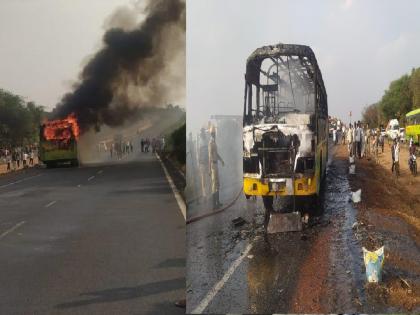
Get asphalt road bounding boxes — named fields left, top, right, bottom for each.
left=187, top=141, right=366, bottom=314
left=0, top=152, right=185, bottom=315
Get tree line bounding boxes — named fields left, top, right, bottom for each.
left=362, top=67, right=420, bottom=127
left=0, top=88, right=45, bottom=148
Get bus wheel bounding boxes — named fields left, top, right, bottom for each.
left=71, top=159, right=79, bottom=167
left=245, top=194, right=251, bottom=200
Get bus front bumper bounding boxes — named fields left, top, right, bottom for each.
left=243, top=175, right=317, bottom=197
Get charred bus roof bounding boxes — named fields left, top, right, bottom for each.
left=244, top=43, right=327, bottom=125
left=245, top=43, right=325, bottom=93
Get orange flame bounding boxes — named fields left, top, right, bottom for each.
left=43, top=113, right=80, bottom=142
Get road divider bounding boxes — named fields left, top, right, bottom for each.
left=0, top=221, right=26, bottom=240
left=45, top=200, right=57, bottom=208
left=156, top=153, right=186, bottom=220
left=191, top=242, right=253, bottom=313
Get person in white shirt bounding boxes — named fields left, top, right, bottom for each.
left=355, top=122, right=362, bottom=158
left=23, top=152, right=28, bottom=167
left=347, top=124, right=354, bottom=156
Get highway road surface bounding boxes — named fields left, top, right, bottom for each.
left=0, top=152, right=185, bottom=314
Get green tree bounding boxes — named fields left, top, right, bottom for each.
left=362, top=103, right=382, bottom=128
left=380, top=74, right=412, bottom=123
left=0, top=88, right=45, bottom=147
left=410, top=67, right=420, bottom=110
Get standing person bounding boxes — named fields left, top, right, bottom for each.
left=352, top=123, right=357, bottom=157
left=391, top=138, right=400, bottom=175
left=161, top=137, right=165, bottom=152
left=16, top=150, right=20, bottom=168
left=152, top=138, right=156, bottom=153
left=408, top=137, right=417, bottom=170
left=332, top=128, right=337, bottom=145
left=12, top=151, right=17, bottom=171
left=23, top=151, right=28, bottom=168
left=341, top=125, right=347, bottom=145
left=140, top=138, right=144, bottom=152
left=145, top=138, right=149, bottom=152
left=198, top=128, right=209, bottom=201
left=347, top=123, right=353, bottom=155
left=29, top=150, right=34, bottom=166
left=208, top=126, right=225, bottom=209
left=355, top=122, right=362, bottom=158
left=6, top=150, right=11, bottom=171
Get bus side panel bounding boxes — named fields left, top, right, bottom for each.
left=39, top=139, right=78, bottom=163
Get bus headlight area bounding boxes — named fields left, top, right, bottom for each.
left=244, top=173, right=317, bottom=196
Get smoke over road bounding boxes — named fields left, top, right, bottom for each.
left=52, top=0, right=185, bottom=132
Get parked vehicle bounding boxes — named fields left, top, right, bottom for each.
left=405, top=108, right=420, bottom=144
left=399, top=128, right=405, bottom=142
left=386, top=119, right=400, bottom=140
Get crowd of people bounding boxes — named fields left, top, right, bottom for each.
left=140, top=137, right=165, bottom=153
left=0, top=146, right=38, bottom=172
left=332, top=120, right=417, bottom=176
left=108, top=137, right=166, bottom=160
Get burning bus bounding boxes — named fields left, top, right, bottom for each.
left=242, top=43, right=328, bottom=233
left=39, top=114, right=80, bottom=167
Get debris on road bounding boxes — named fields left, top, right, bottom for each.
left=232, top=216, right=247, bottom=227
left=363, top=246, right=385, bottom=283
left=351, top=189, right=361, bottom=203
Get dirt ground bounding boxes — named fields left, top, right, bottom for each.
left=344, top=142, right=420, bottom=312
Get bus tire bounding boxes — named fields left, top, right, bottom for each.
left=71, top=159, right=79, bottom=167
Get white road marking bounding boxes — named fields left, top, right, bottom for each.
left=45, top=200, right=57, bottom=208
left=97, top=170, right=103, bottom=174
left=0, top=221, right=26, bottom=240
left=87, top=176, right=95, bottom=181
left=155, top=154, right=186, bottom=220
left=192, top=243, right=253, bottom=314
left=0, top=174, right=42, bottom=189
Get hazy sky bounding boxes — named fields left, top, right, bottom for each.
left=0, top=0, right=133, bottom=110
left=187, top=0, right=420, bottom=132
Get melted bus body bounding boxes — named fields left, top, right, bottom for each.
left=243, top=44, right=328, bottom=219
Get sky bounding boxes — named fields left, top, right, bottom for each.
left=0, top=0, right=134, bottom=110
left=187, top=0, right=420, bottom=132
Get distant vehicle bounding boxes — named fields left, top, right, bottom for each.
left=405, top=108, right=420, bottom=144
left=399, top=128, right=405, bottom=142
left=380, top=128, right=386, bottom=137
left=39, top=115, right=79, bottom=167
left=386, top=119, right=400, bottom=140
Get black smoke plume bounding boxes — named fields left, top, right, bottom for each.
left=53, top=0, right=185, bottom=132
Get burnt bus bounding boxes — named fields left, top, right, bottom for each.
left=39, top=117, right=79, bottom=167
left=242, top=43, right=328, bottom=229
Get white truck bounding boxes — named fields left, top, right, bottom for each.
left=386, top=119, right=400, bottom=140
